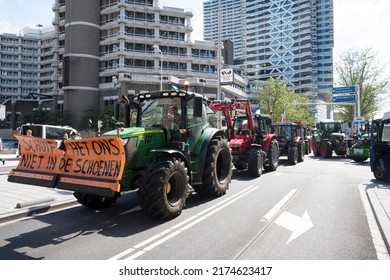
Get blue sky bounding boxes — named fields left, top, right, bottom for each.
left=0, top=0, right=389, bottom=78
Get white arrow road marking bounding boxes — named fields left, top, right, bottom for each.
left=261, top=189, right=313, bottom=244
left=275, top=210, right=313, bottom=244
left=262, top=189, right=297, bottom=222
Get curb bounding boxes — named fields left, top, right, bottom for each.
left=0, top=199, right=78, bottom=224
left=367, top=189, right=390, bottom=253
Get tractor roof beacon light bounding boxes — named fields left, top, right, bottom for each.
left=183, top=81, right=190, bottom=92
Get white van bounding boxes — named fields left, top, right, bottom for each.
left=20, top=124, right=77, bottom=143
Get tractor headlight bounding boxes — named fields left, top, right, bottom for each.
left=123, top=137, right=138, bottom=155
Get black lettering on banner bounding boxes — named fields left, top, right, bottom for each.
left=71, top=158, right=121, bottom=178
left=67, top=141, right=91, bottom=156
left=20, top=154, right=45, bottom=169
left=91, top=139, right=121, bottom=156
left=59, top=158, right=73, bottom=173
left=46, top=156, right=57, bottom=170
left=22, top=138, right=56, bottom=153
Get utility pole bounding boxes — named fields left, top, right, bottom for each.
left=216, top=0, right=222, bottom=129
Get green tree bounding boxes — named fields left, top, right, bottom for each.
left=335, top=48, right=389, bottom=121
left=100, top=106, right=124, bottom=132
left=21, top=110, right=50, bottom=124
left=254, top=78, right=315, bottom=126
left=79, top=107, right=100, bottom=131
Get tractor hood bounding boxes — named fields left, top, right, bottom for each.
left=330, top=132, right=346, bottom=141
left=103, top=127, right=162, bottom=139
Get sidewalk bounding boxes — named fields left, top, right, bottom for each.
left=0, top=153, right=77, bottom=223
left=0, top=153, right=390, bottom=256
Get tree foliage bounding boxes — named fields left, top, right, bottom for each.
left=335, top=48, right=389, bottom=121
left=22, top=110, right=70, bottom=126
left=254, top=77, right=315, bottom=126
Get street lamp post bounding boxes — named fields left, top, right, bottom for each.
left=216, top=0, right=222, bottom=129
left=153, top=44, right=163, bottom=90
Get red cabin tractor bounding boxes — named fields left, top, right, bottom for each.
left=271, top=122, right=306, bottom=165
left=209, top=99, right=279, bottom=177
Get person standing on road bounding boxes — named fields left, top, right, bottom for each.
left=0, top=137, right=5, bottom=165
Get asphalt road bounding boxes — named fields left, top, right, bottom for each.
left=0, top=154, right=382, bottom=260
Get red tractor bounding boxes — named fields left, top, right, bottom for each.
left=209, top=99, right=279, bottom=177
left=271, top=122, right=306, bottom=165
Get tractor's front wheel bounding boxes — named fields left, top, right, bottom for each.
left=264, top=139, right=279, bottom=172
left=298, top=141, right=305, bottom=162
left=373, top=162, right=386, bottom=182
left=74, top=192, right=119, bottom=210
left=248, top=147, right=263, bottom=177
left=195, top=137, right=232, bottom=197
left=137, top=157, right=188, bottom=219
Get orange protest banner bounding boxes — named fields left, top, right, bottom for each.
left=9, top=135, right=126, bottom=194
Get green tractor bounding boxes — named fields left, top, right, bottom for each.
left=9, top=89, right=233, bottom=220
left=312, top=120, right=352, bottom=158
left=347, top=122, right=371, bottom=162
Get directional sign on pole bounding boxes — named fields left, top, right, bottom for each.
left=332, top=95, right=356, bottom=103
left=354, top=116, right=365, bottom=125
left=332, top=86, right=356, bottom=94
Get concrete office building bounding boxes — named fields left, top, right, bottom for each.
left=0, top=26, right=56, bottom=130
left=52, top=0, right=248, bottom=128
left=203, top=0, right=334, bottom=104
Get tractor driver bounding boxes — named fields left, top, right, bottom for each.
left=161, top=105, right=181, bottom=129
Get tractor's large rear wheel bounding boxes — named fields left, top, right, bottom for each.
left=264, top=139, right=279, bottom=172
left=74, top=192, right=119, bottom=210
left=248, top=147, right=263, bottom=177
left=137, top=157, right=188, bottom=219
left=312, top=137, right=321, bottom=156
left=304, top=140, right=310, bottom=155
left=195, top=137, right=232, bottom=197
left=298, top=141, right=305, bottom=162
left=287, top=146, right=298, bottom=165
left=373, top=162, right=386, bottom=182
left=321, top=141, right=333, bottom=158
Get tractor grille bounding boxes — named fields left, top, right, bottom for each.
left=144, top=134, right=153, bottom=145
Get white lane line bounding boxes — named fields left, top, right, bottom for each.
left=109, top=185, right=258, bottom=260
left=263, top=189, right=297, bottom=221
left=133, top=228, right=173, bottom=249
left=124, top=186, right=259, bottom=260
left=108, top=247, right=136, bottom=260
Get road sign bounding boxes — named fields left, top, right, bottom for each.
left=354, top=116, right=365, bottom=125
left=332, top=86, right=356, bottom=94
left=332, top=95, right=356, bottom=103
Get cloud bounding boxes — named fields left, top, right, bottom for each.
left=334, top=0, right=390, bottom=63
left=0, top=20, right=21, bottom=34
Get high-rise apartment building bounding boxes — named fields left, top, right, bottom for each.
left=203, top=0, right=334, bottom=102
left=0, top=26, right=56, bottom=128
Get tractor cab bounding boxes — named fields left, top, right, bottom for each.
left=370, top=112, right=390, bottom=181
left=272, top=123, right=305, bottom=165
